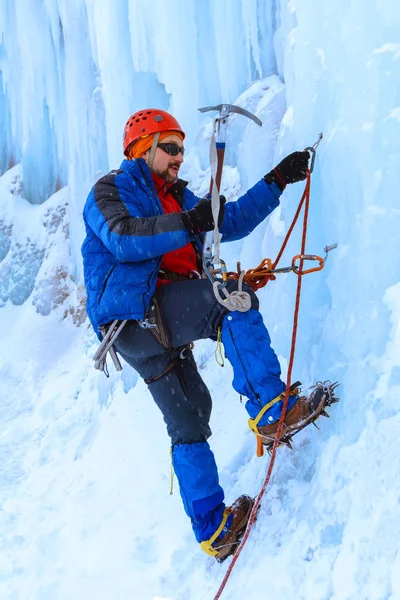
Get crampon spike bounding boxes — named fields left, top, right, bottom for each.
left=256, top=379, right=340, bottom=457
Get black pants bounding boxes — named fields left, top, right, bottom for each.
left=114, top=279, right=258, bottom=445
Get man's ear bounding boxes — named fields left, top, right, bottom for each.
left=142, top=150, right=150, bottom=165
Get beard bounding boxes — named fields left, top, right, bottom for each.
left=153, top=162, right=179, bottom=182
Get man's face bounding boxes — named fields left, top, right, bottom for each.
left=144, top=134, right=184, bottom=182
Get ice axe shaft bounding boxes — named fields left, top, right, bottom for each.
left=211, top=146, right=225, bottom=195
left=198, top=104, right=262, bottom=262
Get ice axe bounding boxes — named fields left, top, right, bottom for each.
left=198, top=104, right=262, bottom=267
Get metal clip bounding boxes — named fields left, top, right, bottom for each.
left=292, top=242, right=337, bottom=275
left=324, top=243, right=338, bottom=258
left=305, top=132, right=323, bottom=173
left=203, top=258, right=227, bottom=289
left=272, top=265, right=296, bottom=274
left=138, top=318, right=158, bottom=329
left=292, top=254, right=324, bottom=275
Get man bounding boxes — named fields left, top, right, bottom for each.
left=82, top=109, right=334, bottom=562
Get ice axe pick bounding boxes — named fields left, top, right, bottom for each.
left=198, top=103, right=262, bottom=263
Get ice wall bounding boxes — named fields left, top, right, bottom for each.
left=1, top=1, right=400, bottom=599
left=269, top=0, right=400, bottom=379
left=0, top=0, right=278, bottom=274
left=255, top=3, right=400, bottom=597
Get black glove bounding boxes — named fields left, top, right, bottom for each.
left=181, top=195, right=226, bottom=237
left=264, top=150, right=310, bottom=190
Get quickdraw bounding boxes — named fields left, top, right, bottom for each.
left=223, top=243, right=337, bottom=292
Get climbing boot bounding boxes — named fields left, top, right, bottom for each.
left=257, top=380, right=340, bottom=452
left=200, top=495, right=254, bottom=563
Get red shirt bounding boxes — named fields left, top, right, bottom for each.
left=151, top=173, right=199, bottom=286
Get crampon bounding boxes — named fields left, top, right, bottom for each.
left=214, top=498, right=261, bottom=563
left=257, top=380, right=340, bottom=453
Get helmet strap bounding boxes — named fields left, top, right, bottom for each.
left=148, top=132, right=160, bottom=169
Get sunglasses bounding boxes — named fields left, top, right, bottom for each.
left=157, top=142, right=185, bottom=157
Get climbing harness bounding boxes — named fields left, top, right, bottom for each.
left=93, top=294, right=192, bottom=376
left=144, top=296, right=171, bottom=349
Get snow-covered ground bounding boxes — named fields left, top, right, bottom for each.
left=1, top=1, right=400, bottom=599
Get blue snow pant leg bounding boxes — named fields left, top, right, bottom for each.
left=116, top=331, right=227, bottom=542
left=221, top=310, right=298, bottom=426
left=172, top=442, right=227, bottom=543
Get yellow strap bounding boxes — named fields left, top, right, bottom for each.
left=248, top=387, right=299, bottom=435
left=200, top=507, right=232, bottom=557
left=215, top=326, right=225, bottom=367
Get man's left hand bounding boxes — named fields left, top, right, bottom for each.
left=265, top=150, right=310, bottom=190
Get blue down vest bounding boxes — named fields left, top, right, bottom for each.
left=81, top=158, right=281, bottom=335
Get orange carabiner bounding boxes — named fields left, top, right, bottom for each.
left=292, top=254, right=324, bottom=275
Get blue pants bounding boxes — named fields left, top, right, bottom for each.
left=222, top=309, right=297, bottom=426
left=115, top=280, right=296, bottom=542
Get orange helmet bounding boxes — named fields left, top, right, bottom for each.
left=123, top=109, right=185, bottom=156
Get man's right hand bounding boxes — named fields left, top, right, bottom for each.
left=182, top=195, right=226, bottom=237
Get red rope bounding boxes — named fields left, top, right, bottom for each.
left=271, top=178, right=308, bottom=270
left=225, top=174, right=309, bottom=291
left=213, top=172, right=312, bottom=600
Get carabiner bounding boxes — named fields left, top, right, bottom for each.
left=305, top=132, right=323, bottom=173
left=138, top=318, right=157, bottom=329
left=292, top=254, right=325, bottom=275
left=203, top=258, right=217, bottom=285
left=202, top=257, right=228, bottom=289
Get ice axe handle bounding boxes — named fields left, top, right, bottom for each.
left=209, top=144, right=225, bottom=195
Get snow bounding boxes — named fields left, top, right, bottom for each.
left=1, top=1, right=400, bottom=599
